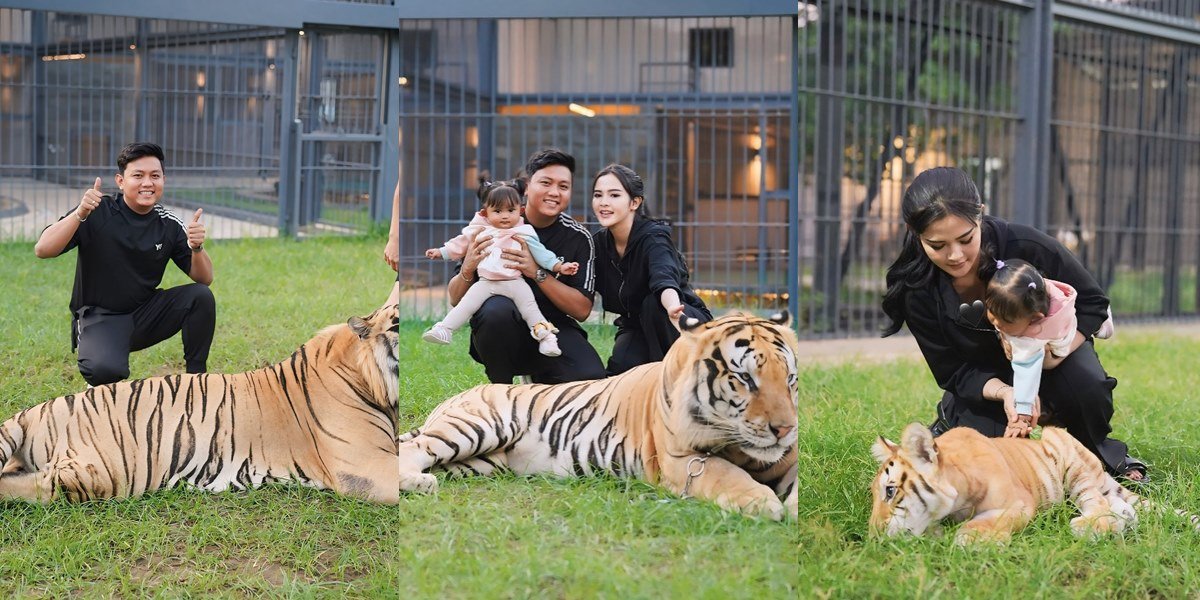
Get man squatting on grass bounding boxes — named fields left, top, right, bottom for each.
left=34, top=142, right=216, bottom=387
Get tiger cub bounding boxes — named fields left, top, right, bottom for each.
left=870, top=423, right=1144, bottom=544
left=398, top=312, right=799, bottom=520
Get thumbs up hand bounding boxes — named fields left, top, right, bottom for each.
left=187, top=208, right=207, bottom=251
left=77, top=177, right=106, bottom=221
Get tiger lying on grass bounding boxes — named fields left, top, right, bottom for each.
left=870, top=422, right=1200, bottom=543
left=0, top=304, right=399, bottom=503
left=398, top=312, right=799, bottom=521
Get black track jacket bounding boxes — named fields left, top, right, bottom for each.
left=901, top=215, right=1111, bottom=404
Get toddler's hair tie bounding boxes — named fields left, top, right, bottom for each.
left=995, top=259, right=1006, bottom=269
left=1028, top=281, right=1037, bottom=289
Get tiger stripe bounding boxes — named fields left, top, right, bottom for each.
left=871, top=423, right=1200, bottom=542
left=0, top=305, right=400, bottom=504
left=397, top=311, right=800, bottom=521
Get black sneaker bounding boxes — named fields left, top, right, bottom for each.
left=928, top=402, right=951, bottom=438
left=929, top=417, right=950, bottom=438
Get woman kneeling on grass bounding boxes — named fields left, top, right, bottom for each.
left=880, top=166, right=1147, bottom=483
left=591, top=164, right=712, bottom=376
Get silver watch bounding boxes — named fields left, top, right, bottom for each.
left=534, top=268, right=549, bottom=283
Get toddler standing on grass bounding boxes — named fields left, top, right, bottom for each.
left=423, top=176, right=577, bottom=357
left=984, top=258, right=1114, bottom=438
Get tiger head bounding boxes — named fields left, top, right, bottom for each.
left=665, top=311, right=799, bottom=463
left=346, top=303, right=400, bottom=408
left=869, top=422, right=960, bottom=537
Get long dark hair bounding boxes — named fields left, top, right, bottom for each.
left=985, top=258, right=1049, bottom=323
left=881, top=167, right=992, bottom=336
left=592, top=163, right=668, bottom=224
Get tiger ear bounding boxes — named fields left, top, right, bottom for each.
left=348, top=316, right=371, bottom=340
left=678, top=313, right=703, bottom=332
left=900, top=422, right=939, bottom=472
left=871, top=436, right=898, bottom=464
left=768, top=309, right=791, bottom=327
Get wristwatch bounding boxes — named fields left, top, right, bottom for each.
left=534, top=268, right=549, bottom=283
left=191, top=243, right=204, bottom=253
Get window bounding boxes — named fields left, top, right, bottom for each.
left=689, top=27, right=733, bottom=68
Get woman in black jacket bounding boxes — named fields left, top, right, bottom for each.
left=591, top=164, right=712, bottom=375
left=881, top=167, right=1146, bottom=482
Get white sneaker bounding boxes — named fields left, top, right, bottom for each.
left=422, top=323, right=452, bottom=345
left=538, top=333, right=562, bottom=357
left=529, top=322, right=560, bottom=357
left=1096, top=307, right=1115, bottom=339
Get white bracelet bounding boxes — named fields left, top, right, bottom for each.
left=76, top=212, right=87, bottom=223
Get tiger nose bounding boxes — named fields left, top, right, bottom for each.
left=770, top=424, right=794, bottom=440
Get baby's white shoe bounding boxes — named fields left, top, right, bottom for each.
left=1096, top=307, right=1115, bottom=339
left=538, top=333, right=562, bottom=357
left=531, top=322, right=561, bottom=357
left=422, top=322, right=453, bottom=345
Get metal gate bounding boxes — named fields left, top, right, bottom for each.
left=394, top=16, right=798, bottom=321
left=286, top=27, right=396, bottom=236
left=798, top=0, right=1200, bottom=337
left=0, top=8, right=396, bottom=243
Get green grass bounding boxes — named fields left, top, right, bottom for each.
left=398, top=321, right=799, bottom=597
left=1108, top=265, right=1199, bottom=315
left=6, top=235, right=1200, bottom=596
left=406, top=318, right=1200, bottom=596
left=791, top=337, right=1200, bottom=596
left=0, top=236, right=398, bottom=596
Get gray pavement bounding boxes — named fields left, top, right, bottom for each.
left=792, top=321, right=1200, bottom=366
left=0, top=176, right=277, bottom=242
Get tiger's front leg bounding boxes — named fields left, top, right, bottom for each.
left=396, top=434, right=444, bottom=494
left=0, top=455, right=117, bottom=502
left=955, top=506, right=1035, bottom=544
left=0, top=470, right=60, bottom=502
left=396, top=429, right=512, bottom=494
left=780, top=462, right=798, bottom=521
left=659, top=454, right=785, bottom=521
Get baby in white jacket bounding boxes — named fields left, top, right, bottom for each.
left=423, top=178, right=576, bottom=356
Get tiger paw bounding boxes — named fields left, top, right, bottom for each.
left=1070, top=513, right=1122, bottom=538
left=784, top=488, right=798, bottom=521
left=716, top=489, right=784, bottom=521
left=398, top=472, right=438, bottom=494
left=954, top=526, right=1012, bottom=546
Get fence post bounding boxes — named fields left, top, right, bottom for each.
left=278, top=31, right=300, bottom=237
left=788, top=10, right=800, bottom=328
left=31, top=11, right=46, bottom=180
left=377, top=30, right=401, bottom=226
left=813, top=6, right=845, bottom=334
left=1013, top=0, right=1052, bottom=228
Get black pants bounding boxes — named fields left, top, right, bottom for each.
left=606, top=295, right=713, bottom=376
left=468, top=295, right=606, bottom=384
left=75, top=284, right=216, bottom=386
left=935, top=339, right=1131, bottom=475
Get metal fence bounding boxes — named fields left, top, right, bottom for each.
left=394, top=16, right=798, bottom=321
left=0, top=8, right=393, bottom=242
left=798, top=0, right=1200, bottom=337
left=6, top=1, right=1199, bottom=338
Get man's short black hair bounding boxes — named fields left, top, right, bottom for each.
left=117, top=142, right=165, bottom=174
left=524, top=148, right=575, bottom=177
